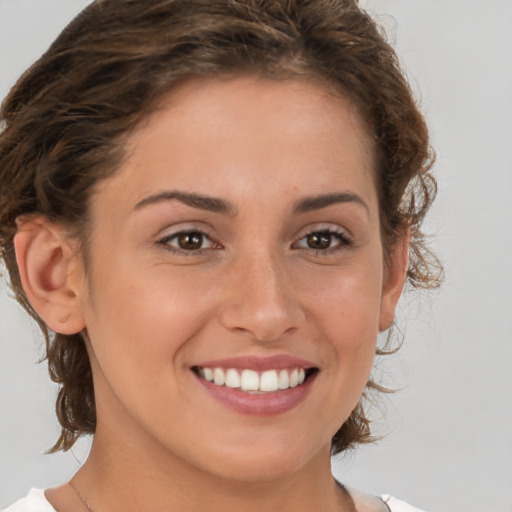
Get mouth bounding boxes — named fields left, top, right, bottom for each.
left=192, top=366, right=318, bottom=394
left=191, top=355, right=319, bottom=415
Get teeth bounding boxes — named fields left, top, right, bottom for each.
left=225, top=368, right=241, bottom=388
left=289, top=368, right=299, bottom=388
left=203, top=368, right=214, bottom=382
left=260, top=370, right=279, bottom=392
left=213, top=368, right=225, bottom=386
left=197, top=367, right=310, bottom=393
left=240, top=370, right=259, bottom=391
left=278, top=369, right=289, bottom=389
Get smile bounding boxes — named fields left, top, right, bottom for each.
left=191, top=355, right=319, bottom=415
left=195, top=367, right=313, bottom=393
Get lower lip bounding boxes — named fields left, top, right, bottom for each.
left=194, top=372, right=317, bottom=416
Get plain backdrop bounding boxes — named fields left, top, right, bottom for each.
left=0, top=1, right=511, bottom=511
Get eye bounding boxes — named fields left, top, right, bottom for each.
left=304, top=232, right=336, bottom=250
left=159, top=230, right=216, bottom=252
left=293, top=229, right=352, bottom=253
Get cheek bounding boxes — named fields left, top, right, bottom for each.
left=81, top=257, right=218, bottom=390
left=296, top=261, right=383, bottom=397
left=81, top=266, right=219, bottom=436
left=323, top=302, right=379, bottom=392
left=300, top=259, right=383, bottom=340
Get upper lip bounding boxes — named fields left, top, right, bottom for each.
left=193, top=354, right=317, bottom=371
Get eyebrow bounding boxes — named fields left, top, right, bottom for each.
left=293, top=192, right=369, bottom=215
left=133, top=190, right=368, bottom=217
left=134, top=190, right=238, bottom=216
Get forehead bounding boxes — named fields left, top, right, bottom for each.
left=93, top=76, right=377, bottom=215
left=137, top=75, right=373, bottom=153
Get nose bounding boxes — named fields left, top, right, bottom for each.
left=219, top=251, right=305, bottom=342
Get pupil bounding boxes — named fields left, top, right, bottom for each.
left=307, top=232, right=331, bottom=250
left=178, top=232, right=203, bottom=250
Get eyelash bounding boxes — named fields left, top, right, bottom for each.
left=292, top=228, right=353, bottom=256
left=157, top=229, right=219, bottom=255
left=156, top=227, right=353, bottom=256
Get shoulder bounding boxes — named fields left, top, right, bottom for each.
left=381, top=494, right=427, bottom=512
left=347, top=487, right=427, bottom=512
left=2, top=490, right=56, bottom=512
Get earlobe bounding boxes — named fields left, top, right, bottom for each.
left=378, top=232, right=410, bottom=332
left=14, top=215, right=86, bottom=335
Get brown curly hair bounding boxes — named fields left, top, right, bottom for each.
left=0, top=0, right=441, bottom=454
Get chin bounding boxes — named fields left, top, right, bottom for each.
left=193, top=434, right=329, bottom=484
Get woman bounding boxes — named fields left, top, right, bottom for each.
left=0, top=1, right=440, bottom=511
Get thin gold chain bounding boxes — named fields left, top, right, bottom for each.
left=67, top=478, right=369, bottom=512
left=68, top=482, right=93, bottom=512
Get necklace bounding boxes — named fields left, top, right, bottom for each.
left=68, top=478, right=366, bottom=512
left=69, top=482, right=93, bottom=512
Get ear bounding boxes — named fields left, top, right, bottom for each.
left=14, top=215, right=86, bottom=335
left=378, top=231, right=410, bottom=332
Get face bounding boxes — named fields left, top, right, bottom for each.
left=75, top=76, right=404, bottom=481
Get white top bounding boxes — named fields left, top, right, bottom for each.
left=381, top=495, right=426, bottom=512
left=2, top=488, right=426, bottom=512
left=2, top=490, right=55, bottom=512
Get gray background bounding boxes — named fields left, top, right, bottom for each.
left=1, top=1, right=511, bottom=511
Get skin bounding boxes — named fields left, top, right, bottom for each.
left=17, top=76, right=407, bottom=512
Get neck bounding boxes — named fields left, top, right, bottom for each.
left=71, top=426, right=352, bottom=512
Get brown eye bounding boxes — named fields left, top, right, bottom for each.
left=306, top=232, right=334, bottom=250
left=293, top=228, right=352, bottom=254
left=177, top=232, right=204, bottom=250
left=159, top=230, right=216, bottom=253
